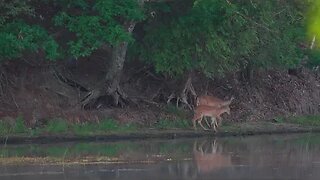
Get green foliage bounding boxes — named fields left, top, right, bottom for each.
left=51, top=0, right=89, bottom=10
left=307, top=49, right=320, bottom=67
left=71, top=119, right=138, bottom=135
left=45, top=119, right=69, bottom=133
left=14, top=116, right=27, bottom=133
left=0, top=0, right=34, bottom=25
left=0, top=121, right=13, bottom=136
left=0, top=21, right=59, bottom=61
left=164, top=105, right=189, bottom=119
left=290, top=115, right=320, bottom=127
left=273, top=117, right=285, bottom=123
left=155, top=119, right=191, bottom=129
left=135, top=0, right=306, bottom=76
left=0, top=116, right=27, bottom=135
left=53, top=0, right=145, bottom=58
left=0, top=1, right=59, bottom=61
left=306, top=0, right=320, bottom=47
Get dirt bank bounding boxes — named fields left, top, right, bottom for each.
left=1, top=58, right=320, bottom=128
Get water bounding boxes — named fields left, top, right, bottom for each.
left=1, top=133, right=320, bottom=180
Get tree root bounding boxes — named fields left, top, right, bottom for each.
left=167, top=73, right=197, bottom=110
left=0, top=65, right=9, bottom=97
left=81, top=84, right=129, bottom=109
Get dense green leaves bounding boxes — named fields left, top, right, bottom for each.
left=136, top=0, right=307, bottom=76
left=0, top=0, right=314, bottom=78
left=0, top=0, right=34, bottom=25
left=0, top=21, right=59, bottom=60
left=54, top=0, right=145, bottom=58
left=0, top=0, right=60, bottom=62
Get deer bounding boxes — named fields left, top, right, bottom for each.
left=196, top=95, right=234, bottom=129
left=192, top=105, right=230, bottom=131
left=196, top=95, right=234, bottom=108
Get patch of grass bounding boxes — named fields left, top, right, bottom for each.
left=220, top=123, right=243, bottom=133
left=290, top=115, right=320, bottom=127
left=71, top=119, right=139, bottom=135
left=45, top=119, right=69, bottom=134
left=0, top=121, right=13, bottom=136
left=71, top=122, right=97, bottom=135
left=117, top=123, right=139, bottom=132
left=14, top=116, right=28, bottom=133
left=98, top=118, right=119, bottom=131
left=164, top=105, right=188, bottom=118
left=273, top=117, right=285, bottom=123
left=155, top=119, right=191, bottom=129
left=0, top=116, right=29, bottom=136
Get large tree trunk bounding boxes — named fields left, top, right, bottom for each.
left=105, top=41, right=130, bottom=105
left=81, top=0, right=148, bottom=108
left=81, top=21, right=137, bottom=108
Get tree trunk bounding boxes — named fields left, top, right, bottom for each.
left=105, top=41, right=130, bottom=105
left=81, top=21, right=137, bottom=108
left=81, top=0, right=148, bottom=108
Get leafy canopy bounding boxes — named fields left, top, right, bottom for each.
left=136, top=0, right=306, bottom=77
left=0, top=1, right=59, bottom=61
left=53, top=0, right=145, bottom=58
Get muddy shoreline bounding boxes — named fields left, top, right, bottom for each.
left=2, top=122, right=319, bottom=144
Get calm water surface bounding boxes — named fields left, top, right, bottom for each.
left=1, top=133, right=320, bottom=180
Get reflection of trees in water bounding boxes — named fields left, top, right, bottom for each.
left=3, top=135, right=320, bottom=179
left=220, top=135, right=320, bottom=167
left=168, top=135, right=320, bottom=179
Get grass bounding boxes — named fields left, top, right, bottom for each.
left=0, top=116, right=28, bottom=136
left=0, top=116, right=191, bottom=137
left=0, top=116, right=139, bottom=137
left=0, top=121, right=13, bottom=136
left=2, top=113, right=320, bottom=137
left=71, top=119, right=138, bottom=135
left=45, top=119, right=69, bottom=133
left=14, top=116, right=28, bottom=133
left=164, top=105, right=189, bottom=119
left=289, top=115, right=320, bottom=127
left=155, top=118, right=191, bottom=129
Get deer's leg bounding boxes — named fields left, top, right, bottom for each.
left=216, top=116, right=222, bottom=126
left=214, top=116, right=223, bottom=132
left=204, top=116, right=211, bottom=128
left=192, top=114, right=201, bottom=130
left=198, top=116, right=209, bottom=131
left=192, top=118, right=197, bottom=130
left=211, top=117, right=217, bottom=132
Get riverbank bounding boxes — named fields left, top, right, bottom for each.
left=1, top=121, right=320, bottom=144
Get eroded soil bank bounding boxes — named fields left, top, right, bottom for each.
left=1, top=58, right=320, bottom=131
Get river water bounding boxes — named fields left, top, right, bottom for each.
left=1, top=133, right=320, bottom=180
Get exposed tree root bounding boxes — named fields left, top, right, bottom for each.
left=80, top=84, right=129, bottom=109
left=167, top=73, right=197, bottom=110
left=0, top=65, right=9, bottom=97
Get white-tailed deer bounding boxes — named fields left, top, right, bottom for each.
left=192, top=105, right=230, bottom=131
left=193, top=140, right=232, bottom=174
left=197, top=95, right=234, bottom=108
left=196, top=95, right=234, bottom=128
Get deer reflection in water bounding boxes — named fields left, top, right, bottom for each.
left=168, top=139, right=233, bottom=179
left=193, top=139, right=232, bottom=175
